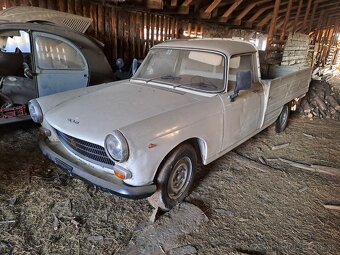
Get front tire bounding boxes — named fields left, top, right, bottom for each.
left=275, top=104, right=290, bottom=133
left=148, top=143, right=197, bottom=211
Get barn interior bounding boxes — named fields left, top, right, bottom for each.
left=0, top=1, right=339, bottom=255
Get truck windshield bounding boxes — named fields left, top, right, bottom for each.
left=133, top=48, right=225, bottom=93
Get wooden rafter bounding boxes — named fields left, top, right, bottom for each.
left=219, top=0, right=243, bottom=23
left=308, top=0, right=318, bottom=32
left=234, top=0, right=271, bottom=25
left=266, top=0, right=281, bottom=49
left=178, top=0, right=193, bottom=14
left=280, top=0, right=293, bottom=40
left=292, top=0, right=303, bottom=33
left=257, top=12, right=272, bottom=30
left=201, top=0, right=223, bottom=19
left=246, top=5, right=273, bottom=28
left=301, top=0, right=312, bottom=32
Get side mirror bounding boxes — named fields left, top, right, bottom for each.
left=229, top=70, right=252, bottom=102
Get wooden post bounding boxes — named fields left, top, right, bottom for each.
left=46, top=0, right=56, bottom=10
left=67, top=0, right=75, bottom=14
left=280, top=0, right=293, bottom=40
left=90, top=4, right=98, bottom=38
left=171, top=18, right=176, bottom=39
left=136, top=12, right=142, bottom=58
left=145, top=13, right=150, bottom=55
left=315, top=10, right=326, bottom=44
left=130, top=12, right=136, bottom=60
left=155, top=15, right=159, bottom=43
left=124, top=12, right=130, bottom=61
left=57, top=0, right=67, bottom=12
left=111, top=7, right=118, bottom=60
left=104, top=7, right=112, bottom=61
left=38, top=0, right=47, bottom=8
left=323, top=24, right=339, bottom=66
left=317, top=18, right=332, bottom=66
left=74, top=0, right=82, bottom=16
left=97, top=4, right=104, bottom=41
left=150, top=14, right=155, bottom=47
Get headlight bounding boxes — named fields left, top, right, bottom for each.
left=28, top=99, right=43, bottom=123
left=104, top=130, right=129, bottom=162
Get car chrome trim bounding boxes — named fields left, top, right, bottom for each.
left=39, top=137, right=156, bottom=199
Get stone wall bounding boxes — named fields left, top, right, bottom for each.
left=281, top=32, right=311, bottom=66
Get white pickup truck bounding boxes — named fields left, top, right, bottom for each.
left=29, top=39, right=312, bottom=210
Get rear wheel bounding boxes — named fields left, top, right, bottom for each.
left=148, top=143, right=197, bottom=211
left=275, top=104, right=290, bottom=133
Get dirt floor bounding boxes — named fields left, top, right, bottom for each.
left=0, top=85, right=340, bottom=255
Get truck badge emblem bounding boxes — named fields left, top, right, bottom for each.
left=67, top=118, right=79, bottom=124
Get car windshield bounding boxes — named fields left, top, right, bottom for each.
left=133, top=48, right=226, bottom=93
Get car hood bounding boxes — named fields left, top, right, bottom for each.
left=45, top=81, right=201, bottom=145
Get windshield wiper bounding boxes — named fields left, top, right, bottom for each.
left=160, top=75, right=181, bottom=80
left=145, top=75, right=181, bottom=84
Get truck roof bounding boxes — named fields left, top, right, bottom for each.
left=153, top=38, right=258, bottom=57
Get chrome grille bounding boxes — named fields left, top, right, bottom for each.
left=56, top=130, right=114, bottom=167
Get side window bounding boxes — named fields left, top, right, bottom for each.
left=228, top=54, right=253, bottom=92
left=35, top=36, right=85, bottom=70
left=1, top=30, right=30, bottom=53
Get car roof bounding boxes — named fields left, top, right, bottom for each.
left=153, top=38, right=257, bottom=57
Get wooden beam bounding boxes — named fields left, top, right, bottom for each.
left=257, top=12, right=272, bottom=30
left=301, top=0, right=312, bottom=32
left=276, top=17, right=285, bottom=31
left=324, top=23, right=339, bottom=61
left=310, top=2, right=340, bottom=25
left=266, top=0, right=281, bottom=50
left=234, top=0, right=271, bottom=25
left=178, top=0, right=193, bottom=14
left=204, top=0, right=223, bottom=14
left=292, top=0, right=303, bottom=33
left=308, top=0, right=318, bottom=33
left=314, top=10, right=325, bottom=43
left=171, top=0, right=177, bottom=7
left=147, top=0, right=163, bottom=9
left=219, top=0, right=243, bottom=23
left=280, top=0, right=293, bottom=40
left=316, top=17, right=332, bottom=65
left=324, top=204, right=340, bottom=211
left=246, top=5, right=273, bottom=28
left=201, top=0, right=223, bottom=19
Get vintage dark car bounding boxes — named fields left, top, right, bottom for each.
left=0, top=22, right=113, bottom=124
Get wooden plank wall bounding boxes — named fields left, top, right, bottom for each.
left=0, top=0, right=178, bottom=65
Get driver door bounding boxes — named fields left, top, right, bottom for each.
left=221, top=53, right=263, bottom=151
left=32, top=32, right=89, bottom=97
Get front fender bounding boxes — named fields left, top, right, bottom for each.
left=120, top=97, right=223, bottom=187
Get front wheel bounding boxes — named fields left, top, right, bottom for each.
left=148, top=143, right=197, bottom=211
left=275, top=104, right=290, bottom=133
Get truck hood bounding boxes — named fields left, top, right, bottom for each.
left=45, top=81, right=200, bottom=145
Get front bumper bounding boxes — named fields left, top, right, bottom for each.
left=39, top=137, right=156, bottom=199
